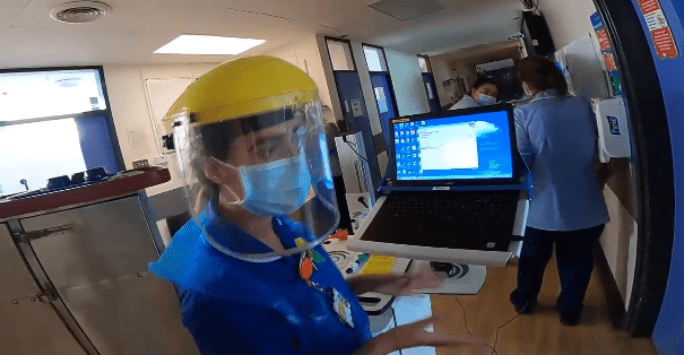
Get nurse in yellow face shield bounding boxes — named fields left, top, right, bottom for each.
left=150, top=56, right=481, bottom=355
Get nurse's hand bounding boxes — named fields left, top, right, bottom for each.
left=347, top=269, right=446, bottom=296
left=354, top=315, right=485, bottom=355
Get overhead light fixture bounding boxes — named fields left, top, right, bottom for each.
left=50, top=1, right=111, bottom=24
left=154, top=35, right=266, bottom=55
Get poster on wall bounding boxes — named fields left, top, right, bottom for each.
left=638, top=0, right=679, bottom=59
left=596, top=28, right=612, bottom=51
left=374, top=87, right=389, bottom=114
left=591, top=12, right=623, bottom=96
left=351, top=99, right=365, bottom=117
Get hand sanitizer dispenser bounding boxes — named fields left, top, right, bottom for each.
left=594, top=97, right=632, bottom=163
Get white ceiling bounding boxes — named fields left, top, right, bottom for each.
left=0, top=0, right=527, bottom=68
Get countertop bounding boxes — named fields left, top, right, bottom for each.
left=0, top=166, right=171, bottom=221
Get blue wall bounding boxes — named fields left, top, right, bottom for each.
left=629, top=1, right=684, bottom=354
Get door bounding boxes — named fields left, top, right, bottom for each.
left=594, top=0, right=684, bottom=342
left=369, top=72, right=398, bottom=150
left=0, top=223, right=88, bottom=355
left=418, top=55, right=441, bottom=113
left=334, top=71, right=382, bottom=189
left=327, top=38, right=383, bottom=192
left=422, top=73, right=441, bottom=113
left=20, top=196, right=200, bottom=355
left=363, top=44, right=399, bottom=151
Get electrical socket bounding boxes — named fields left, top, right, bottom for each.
left=132, top=159, right=149, bottom=169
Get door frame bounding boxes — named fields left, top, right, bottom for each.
left=361, top=43, right=401, bottom=121
left=418, top=54, right=442, bottom=111
left=593, top=0, right=676, bottom=337
left=323, top=36, right=384, bottom=191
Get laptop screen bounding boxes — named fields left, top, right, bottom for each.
left=391, top=104, right=517, bottom=183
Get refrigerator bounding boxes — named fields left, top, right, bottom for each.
left=0, top=192, right=200, bottom=355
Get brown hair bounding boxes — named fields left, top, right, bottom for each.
left=515, top=56, right=568, bottom=97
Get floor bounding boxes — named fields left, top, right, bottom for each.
left=430, top=260, right=658, bottom=355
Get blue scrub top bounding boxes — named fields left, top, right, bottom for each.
left=150, top=202, right=372, bottom=355
left=514, top=90, right=609, bottom=231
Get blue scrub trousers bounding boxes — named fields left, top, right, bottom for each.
left=513, top=225, right=605, bottom=317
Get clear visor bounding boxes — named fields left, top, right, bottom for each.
left=173, top=101, right=339, bottom=260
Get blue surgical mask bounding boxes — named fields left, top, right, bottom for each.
left=213, top=155, right=312, bottom=216
left=476, top=94, right=497, bottom=105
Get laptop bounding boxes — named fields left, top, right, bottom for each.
left=347, top=104, right=529, bottom=267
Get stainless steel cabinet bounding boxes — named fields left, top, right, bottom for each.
left=16, top=195, right=199, bottom=355
left=0, top=223, right=88, bottom=354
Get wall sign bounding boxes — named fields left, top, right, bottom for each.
left=374, top=87, right=389, bottom=114
left=603, top=52, right=618, bottom=71
left=638, top=0, right=679, bottom=59
left=596, top=28, right=612, bottom=51
left=591, top=12, right=623, bottom=96
left=350, top=99, right=364, bottom=117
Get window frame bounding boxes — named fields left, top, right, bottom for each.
left=0, top=65, right=125, bottom=172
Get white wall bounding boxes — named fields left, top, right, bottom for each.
left=538, top=0, right=599, bottom=49
left=104, top=43, right=333, bottom=197
left=265, top=36, right=333, bottom=110
left=601, top=185, right=639, bottom=309
left=384, top=49, right=430, bottom=116
left=103, top=63, right=219, bottom=196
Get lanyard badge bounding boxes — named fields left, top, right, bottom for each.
left=331, top=287, right=355, bottom=328
left=294, top=238, right=354, bottom=328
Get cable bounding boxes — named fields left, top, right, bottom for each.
left=491, top=313, right=520, bottom=355
left=455, top=296, right=498, bottom=355
left=454, top=296, right=521, bottom=355
left=389, top=306, right=404, bottom=355
left=343, top=136, right=385, bottom=183
left=341, top=118, right=387, bottom=183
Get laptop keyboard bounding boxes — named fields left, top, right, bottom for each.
left=380, top=191, right=519, bottom=223
left=361, top=190, right=521, bottom=251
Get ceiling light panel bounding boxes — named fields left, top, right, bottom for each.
left=154, top=35, right=266, bottom=55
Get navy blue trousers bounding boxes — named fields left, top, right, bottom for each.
left=513, top=225, right=605, bottom=317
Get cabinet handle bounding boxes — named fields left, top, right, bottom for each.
left=15, top=224, right=74, bottom=243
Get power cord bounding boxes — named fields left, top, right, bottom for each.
left=341, top=117, right=392, bottom=185
left=340, top=115, right=385, bottom=182
left=491, top=312, right=521, bottom=355
left=343, top=138, right=385, bottom=182
left=454, top=296, right=521, bottom=355
left=389, top=306, right=404, bottom=355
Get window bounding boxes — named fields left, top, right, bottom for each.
left=326, top=39, right=356, bottom=71
left=0, top=69, right=107, bottom=122
left=0, top=67, right=121, bottom=195
left=418, top=55, right=432, bottom=73
left=363, top=45, right=388, bottom=72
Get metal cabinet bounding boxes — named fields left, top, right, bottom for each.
left=0, top=223, right=88, bottom=354
left=14, top=195, right=199, bottom=355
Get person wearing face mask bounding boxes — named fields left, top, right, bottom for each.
left=449, top=75, right=499, bottom=110
left=149, top=56, right=483, bottom=355
left=509, top=56, right=609, bottom=327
